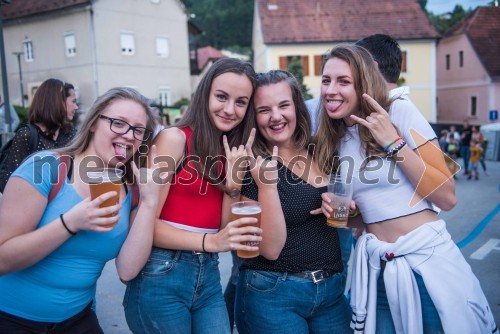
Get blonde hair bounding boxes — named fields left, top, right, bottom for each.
left=312, top=44, right=392, bottom=174
left=59, top=87, right=155, bottom=183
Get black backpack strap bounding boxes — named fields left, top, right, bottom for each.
left=26, top=124, right=39, bottom=154
left=48, top=154, right=72, bottom=203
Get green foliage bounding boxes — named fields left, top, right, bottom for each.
left=427, top=4, right=469, bottom=34
left=173, top=97, right=190, bottom=108
left=288, top=57, right=313, bottom=100
left=182, top=0, right=254, bottom=50
left=13, top=105, right=28, bottom=128
left=417, top=0, right=428, bottom=12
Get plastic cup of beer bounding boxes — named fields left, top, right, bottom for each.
left=231, top=201, right=262, bottom=258
left=326, top=175, right=353, bottom=228
left=88, top=168, right=123, bottom=228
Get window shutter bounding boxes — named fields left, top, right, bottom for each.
left=401, top=51, right=407, bottom=73
left=279, top=56, right=288, bottom=70
left=301, top=56, right=309, bottom=76
left=314, top=55, right=323, bottom=76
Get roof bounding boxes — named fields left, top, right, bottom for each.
left=0, top=0, right=90, bottom=21
left=444, top=6, right=500, bottom=79
left=257, top=0, right=439, bottom=44
left=197, top=46, right=226, bottom=71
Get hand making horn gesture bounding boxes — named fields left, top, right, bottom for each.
left=350, top=93, right=400, bottom=149
left=245, top=144, right=278, bottom=190
left=223, top=128, right=256, bottom=189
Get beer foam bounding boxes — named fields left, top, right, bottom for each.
left=87, top=171, right=123, bottom=183
left=231, top=206, right=261, bottom=215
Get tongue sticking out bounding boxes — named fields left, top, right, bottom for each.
left=114, top=144, right=127, bottom=158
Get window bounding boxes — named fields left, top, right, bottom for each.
left=156, top=37, right=169, bottom=58
left=120, top=32, right=135, bottom=55
left=401, top=51, right=407, bottom=73
left=159, top=87, right=171, bottom=106
left=459, top=51, right=464, bottom=68
left=23, top=40, right=34, bottom=62
left=64, top=33, right=76, bottom=57
left=278, top=55, right=310, bottom=76
left=470, top=96, right=477, bottom=117
left=314, top=55, right=324, bottom=76
left=446, top=54, right=450, bottom=70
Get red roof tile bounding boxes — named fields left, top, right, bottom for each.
left=0, top=0, right=90, bottom=21
left=257, top=0, right=439, bottom=44
left=445, top=7, right=500, bottom=79
left=197, top=46, right=226, bottom=71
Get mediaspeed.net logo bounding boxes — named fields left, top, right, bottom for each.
left=409, top=129, right=461, bottom=207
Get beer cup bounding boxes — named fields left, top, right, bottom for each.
left=231, top=201, right=261, bottom=258
left=88, top=168, right=123, bottom=228
left=326, top=175, right=353, bottom=228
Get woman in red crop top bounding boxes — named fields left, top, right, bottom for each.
left=124, top=58, right=282, bottom=333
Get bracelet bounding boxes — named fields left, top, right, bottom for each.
left=202, top=233, right=207, bottom=252
left=349, top=207, right=360, bottom=218
left=383, top=137, right=403, bottom=151
left=387, top=140, right=407, bottom=158
left=60, top=214, right=76, bottom=236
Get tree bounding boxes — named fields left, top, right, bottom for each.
left=182, top=0, right=253, bottom=51
left=288, top=57, right=312, bottom=100
left=427, top=5, right=469, bottom=34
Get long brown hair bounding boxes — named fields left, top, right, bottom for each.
left=59, top=87, right=155, bottom=183
left=251, top=70, right=311, bottom=157
left=28, top=78, right=71, bottom=138
left=175, top=58, right=257, bottom=185
left=313, top=44, right=391, bottom=174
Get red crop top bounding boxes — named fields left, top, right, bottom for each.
left=159, top=127, right=223, bottom=232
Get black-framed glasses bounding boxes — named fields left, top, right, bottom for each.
left=99, top=115, right=151, bottom=141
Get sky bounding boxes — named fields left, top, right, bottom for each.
left=426, top=0, right=491, bottom=14
left=426, top=0, right=492, bottom=14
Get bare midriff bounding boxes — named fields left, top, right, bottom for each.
left=366, top=210, right=440, bottom=243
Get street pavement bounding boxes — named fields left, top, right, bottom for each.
left=96, top=160, right=500, bottom=333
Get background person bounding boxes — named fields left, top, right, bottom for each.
left=0, top=79, right=78, bottom=192
left=124, top=58, right=262, bottom=334
left=0, top=87, right=163, bottom=333
left=314, top=44, right=497, bottom=333
left=235, top=70, right=352, bottom=334
left=0, top=94, right=20, bottom=145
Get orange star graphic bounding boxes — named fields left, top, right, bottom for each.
left=409, top=129, right=460, bottom=207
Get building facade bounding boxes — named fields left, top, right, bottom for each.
left=0, top=0, right=192, bottom=113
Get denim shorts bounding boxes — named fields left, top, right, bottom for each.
left=235, top=270, right=352, bottom=334
left=124, top=247, right=230, bottom=334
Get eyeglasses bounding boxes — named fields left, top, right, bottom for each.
left=99, top=115, right=151, bottom=141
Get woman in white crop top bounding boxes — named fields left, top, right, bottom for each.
left=313, top=45, right=497, bottom=334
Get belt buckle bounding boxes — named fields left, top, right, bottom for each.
left=192, top=251, right=205, bottom=255
left=310, top=270, right=325, bottom=283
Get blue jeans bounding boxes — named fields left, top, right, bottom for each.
left=337, top=228, right=353, bottom=291
left=376, top=265, right=443, bottom=333
left=123, top=248, right=230, bottom=334
left=235, top=270, right=352, bottom=334
left=461, top=146, right=470, bottom=172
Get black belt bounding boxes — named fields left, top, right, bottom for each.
left=289, top=269, right=336, bottom=283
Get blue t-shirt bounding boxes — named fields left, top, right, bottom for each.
left=0, top=151, right=131, bottom=322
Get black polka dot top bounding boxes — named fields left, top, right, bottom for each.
left=240, top=161, right=343, bottom=274
left=0, top=124, right=76, bottom=192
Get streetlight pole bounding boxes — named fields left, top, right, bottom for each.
left=12, top=51, right=24, bottom=108
left=0, top=0, right=13, bottom=133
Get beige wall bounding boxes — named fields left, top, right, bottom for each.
left=436, top=34, right=498, bottom=124
left=257, top=41, right=437, bottom=121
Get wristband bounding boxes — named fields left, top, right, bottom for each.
left=60, top=214, right=76, bottom=236
left=202, top=233, right=207, bottom=252
left=387, top=140, right=407, bottom=158
left=383, top=137, right=403, bottom=151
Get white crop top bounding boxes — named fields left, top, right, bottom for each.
left=338, top=90, right=438, bottom=224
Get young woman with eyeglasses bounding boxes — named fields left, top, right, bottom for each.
left=0, top=87, right=166, bottom=333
